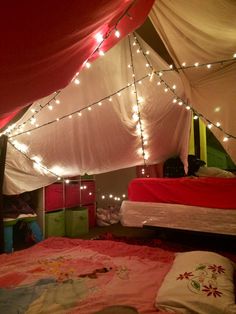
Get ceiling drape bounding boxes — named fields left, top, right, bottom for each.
left=4, top=35, right=191, bottom=194
left=149, top=0, right=236, bottom=163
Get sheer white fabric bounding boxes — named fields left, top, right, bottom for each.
left=149, top=0, right=236, bottom=163
left=4, top=35, right=191, bottom=194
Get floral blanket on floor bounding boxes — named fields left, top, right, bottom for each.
left=0, top=237, right=175, bottom=314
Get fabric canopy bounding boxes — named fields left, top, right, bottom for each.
left=4, top=34, right=191, bottom=194
left=149, top=0, right=236, bottom=164
left=0, top=0, right=154, bottom=121
left=2, top=0, right=236, bottom=195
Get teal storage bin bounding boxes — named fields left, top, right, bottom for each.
left=65, top=207, right=88, bottom=237
left=45, top=210, right=65, bottom=237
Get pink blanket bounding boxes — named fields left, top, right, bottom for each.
left=0, top=237, right=175, bottom=314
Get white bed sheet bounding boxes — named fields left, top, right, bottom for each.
left=120, top=201, right=236, bottom=236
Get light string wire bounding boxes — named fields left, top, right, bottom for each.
left=132, top=33, right=236, bottom=140
left=156, top=57, right=236, bottom=73
left=128, top=34, right=147, bottom=166
left=8, top=75, right=150, bottom=138
left=6, top=31, right=236, bottom=179
left=3, top=0, right=138, bottom=138
left=8, top=32, right=236, bottom=142
left=8, top=140, right=59, bottom=179
left=6, top=35, right=236, bottom=139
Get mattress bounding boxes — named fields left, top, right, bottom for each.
left=120, top=200, right=236, bottom=236
left=128, top=177, right=236, bottom=209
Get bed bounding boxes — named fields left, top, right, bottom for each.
left=120, top=177, right=236, bottom=236
left=0, top=237, right=236, bottom=314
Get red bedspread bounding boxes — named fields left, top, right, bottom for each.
left=128, top=177, right=236, bottom=209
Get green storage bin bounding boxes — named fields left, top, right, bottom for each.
left=45, top=210, right=65, bottom=238
left=65, top=207, right=88, bottom=237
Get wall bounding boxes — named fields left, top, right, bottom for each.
left=95, top=167, right=136, bottom=208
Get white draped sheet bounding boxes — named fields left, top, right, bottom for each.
left=4, top=35, right=191, bottom=194
left=149, top=0, right=236, bottom=163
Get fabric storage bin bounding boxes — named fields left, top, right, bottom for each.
left=45, top=183, right=64, bottom=212
left=86, top=203, right=96, bottom=228
left=64, top=182, right=81, bottom=208
left=80, top=181, right=95, bottom=204
left=45, top=210, right=65, bottom=237
left=3, top=219, right=17, bottom=253
left=65, top=207, right=88, bottom=237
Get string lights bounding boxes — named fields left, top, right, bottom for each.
left=100, top=193, right=126, bottom=202
left=132, top=33, right=236, bottom=142
left=2, top=30, right=236, bottom=181
left=128, top=34, right=149, bottom=166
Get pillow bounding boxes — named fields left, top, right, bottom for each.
left=155, top=251, right=236, bottom=314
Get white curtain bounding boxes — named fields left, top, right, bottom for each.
left=149, top=0, right=236, bottom=163
left=4, top=35, right=191, bottom=194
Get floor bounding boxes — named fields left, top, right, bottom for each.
left=13, top=221, right=236, bottom=253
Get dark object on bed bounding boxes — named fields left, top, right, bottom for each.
left=163, top=154, right=206, bottom=177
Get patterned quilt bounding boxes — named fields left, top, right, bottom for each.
left=0, top=237, right=175, bottom=314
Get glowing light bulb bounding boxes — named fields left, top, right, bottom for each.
left=122, top=194, right=126, bottom=198
left=138, top=96, right=144, bottom=103
left=146, top=50, right=150, bottom=55
left=109, top=194, right=113, bottom=198
left=173, top=98, right=177, bottom=103
left=146, top=63, right=149, bottom=67
left=31, top=108, right=36, bottom=113
left=30, top=117, right=36, bottom=125
left=208, top=124, right=213, bottom=129
left=164, top=87, right=168, bottom=92
left=169, top=64, right=173, bottom=69
left=132, top=113, right=139, bottom=122
left=207, top=64, right=212, bottom=69
left=136, top=49, right=140, bottom=53
left=117, top=92, right=121, bottom=96
left=88, top=107, right=92, bottom=111
left=157, top=81, right=161, bottom=86
left=216, top=122, right=221, bottom=127
left=109, top=97, right=112, bottom=102
left=178, top=101, right=183, bottom=106
left=172, top=85, right=176, bottom=90
left=98, top=102, right=102, bottom=106
left=99, top=50, right=105, bottom=56
left=128, top=64, right=131, bottom=68
left=74, top=78, right=80, bottom=85
left=95, top=32, right=103, bottom=43
left=144, top=152, right=149, bottom=160
left=102, top=195, right=105, bottom=199
left=186, top=105, right=191, bottom=110
left=78, top=112, right=82, bottom=116
left=158, top=72, right=163, bottom=77
left=193, top=115, right=198, bottom=120
left=182, top=62, right=186, bottom=67
left=48, top=105, right=53, bottom=110
left=69, top=115, right=72, bottom=118
left=223, top=136, right=229, bottom=142
left=55, top=99, right=60, bottom=104
left=65, top=179, right=70, bottom=184
left=132, top=105, right=139, bottom=112
left=233, top=53, right=236, bottom=58
left=194, top=62, right=199, bottom=67
left=115, top=29, right=120, bottom=38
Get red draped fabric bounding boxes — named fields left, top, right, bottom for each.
left=0, top=0, right=154, bottom=125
